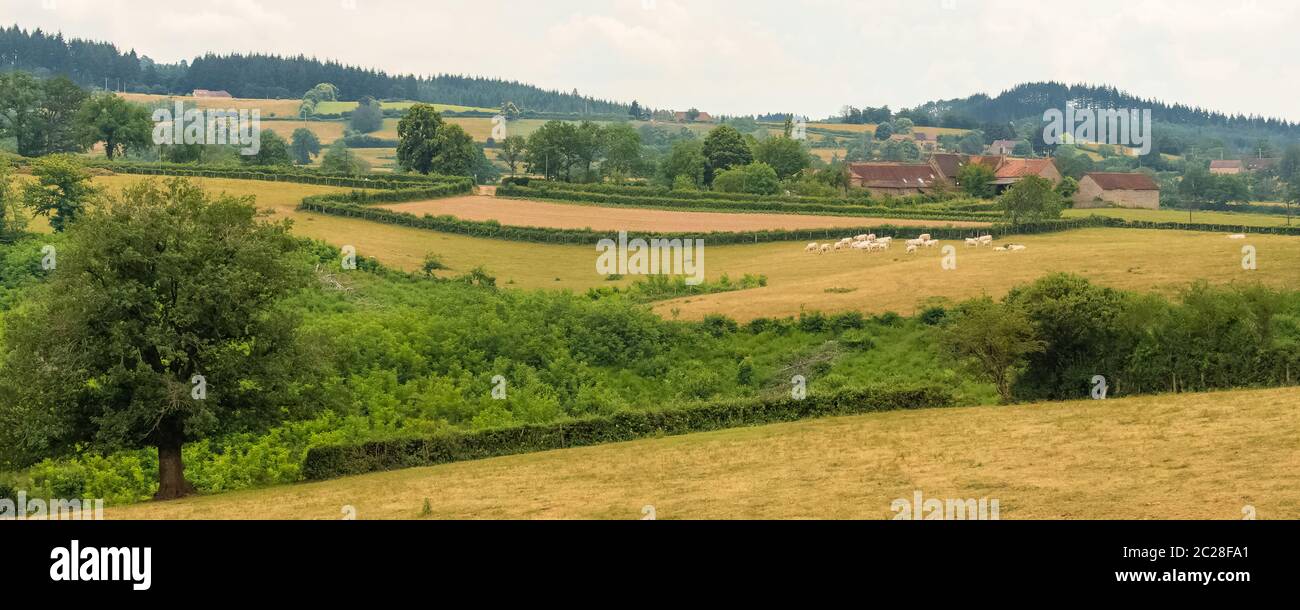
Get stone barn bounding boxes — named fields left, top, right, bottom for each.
left=1073, top=173, right=1161, bottom=210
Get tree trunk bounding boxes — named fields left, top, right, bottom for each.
left=154, top=436, right=196, bottom=501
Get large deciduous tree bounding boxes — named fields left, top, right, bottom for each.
left=0, top=179, right=310, bottom=499
left=75, top=93, right=153, bottom=160
left=701, top=125, right=752, bottom=185
left=941, top=297, right=1045, bottom=403
left=999, top=175, right=1064, bottom=224
left=0, top=72, right=91, bottom=157
left=349, top=96, right=384, bottom=134
left=499, top=135, right=527, bottom=176
left=22, top=154, right=98, bottom=232
left=290, top=128, right=322, bottom=165
left=752, top=135, right=810, bottom=180
left=396, top=103, right=446, bottom=175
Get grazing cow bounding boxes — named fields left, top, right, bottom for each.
left=906, top=244, right=919, bottom=254
left=806, top=243, right=820, bottom=253
left=979, top=235, right=994, bottom=246
left=855, top=234, right=870, bottom=242
left=820, top=244, right=832, bottom=254
left=923, top=239, right=938, bottom=248
left=906, top=238, right=924, bottom=248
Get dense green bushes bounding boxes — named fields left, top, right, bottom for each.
left=302, top=385, right=954, bottom=480
left=942, top=274, right=1300, bottom=401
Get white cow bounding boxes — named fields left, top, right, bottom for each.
left=806, top=243, right=820, bottom=253
left=820, top=244, right=833, bottom=254
left=906, top=244, right=919, bottom=254
left=1009, top=244, right=1027, bottom=252
left=965, top=238, right=979, bottom=247
left=994, top=246, right=1009, bottom=252
left=923, top=239, right=939, bottom=248
left=918, top=234, right=932, bottom=242
left=1228, top=234, right=1247, bottom=240
left=979, top=235, right=994, bottom=246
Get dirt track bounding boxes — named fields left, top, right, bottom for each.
left=378, top=195, right=990, bottom=233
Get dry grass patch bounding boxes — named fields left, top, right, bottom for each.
left=117, top=93, right=302, bottom=117
left=652, top=228, right=1300, bottom=321
left=109, top=387, right=1300, bottom=520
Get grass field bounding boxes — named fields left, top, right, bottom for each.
left=1065, top=206, right=1298, bottom=228
left=313, top=100, right=495, bottom=114
left=23, top=176, right=1298, bottom=318
left=380, top=195, right=991, bottom=232
left=108, top=386, right=1300, bottom=519
left=260, top=120, right=348, bottom=144
left=118, top=93, right=302, bottom=118
left=650, top=227, right=1300, bottom=320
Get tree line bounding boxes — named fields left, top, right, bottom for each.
left=1, top=25, right=629, bottom=114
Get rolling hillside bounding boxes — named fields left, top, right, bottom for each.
left=112, top=387, right=1300, bottom=520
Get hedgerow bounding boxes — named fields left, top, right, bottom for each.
left=301, top=385, right=954, bottom=480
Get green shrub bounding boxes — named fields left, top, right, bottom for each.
left=301, top=385, right=954, bottom=480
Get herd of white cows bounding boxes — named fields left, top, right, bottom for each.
left=805, top=233, right=1028, bottom=255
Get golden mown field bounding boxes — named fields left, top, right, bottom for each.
left=110, top=386, right=1300, bottom=520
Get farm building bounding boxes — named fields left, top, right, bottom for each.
left=192, top=89, right=233, bottom=98
left=1244, top=157, right=1281, bottom=172
left=992, top=158, right=1061, bottom=190
left=986, top=139, right=1019, bottom=155
left=848, top=163, right=945, bottom=197
left=673, top=111, right=714, bottom=123
left=1073, top=172, right=1161, bottom=210
left=927, top=153, right=1005, bottom=183
left=1210, top=160, right=1245, bottom=175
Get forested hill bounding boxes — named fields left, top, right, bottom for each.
left=909, top=82, right=1300, bottom=137
left=0, top=24, right=629, bottom=114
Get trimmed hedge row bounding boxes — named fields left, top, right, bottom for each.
left=302, top=385, right=955, bottom=480
left=87, top=161, right=473, bottom=191
left=498, top=184, right=999, bottom=222
left=515, top=179, right=970, bottom=207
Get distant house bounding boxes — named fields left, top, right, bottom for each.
left=848, top=163, right=944, bottom=197
left=926, top=153, right=1027, bottom=186
left=192, top=89, right=233, bottom=98
left=1209, top=160, right=1245, bottom=175
left=1074, top=172, right=1160, bottom=210
left=1244, top=157, right=1281, bottom=172
left=928, top=153, right=965, bottom=182
left=992, top=158, right=1061, bottom=190
left=986, top=139, right=1019, bottom=155
left=673, top=111, right=714, bottom=123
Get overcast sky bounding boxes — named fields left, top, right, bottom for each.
left=4, top=0, right=1297, bottom=121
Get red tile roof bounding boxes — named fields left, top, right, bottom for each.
left=1084, top=172, right=1159, bottom=191
left=848, top=163, right=942, bottom=188
left=994, top=158, right=1056, bottom=179
left=1210, top=160, right=1245, bottom=170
